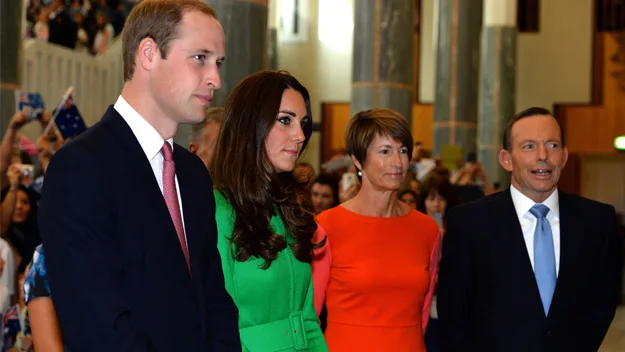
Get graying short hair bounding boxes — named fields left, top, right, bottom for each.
left=191, top=107, right=224, bottom=143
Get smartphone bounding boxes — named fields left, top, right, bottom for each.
left=341, top=172, right=357, bottom=191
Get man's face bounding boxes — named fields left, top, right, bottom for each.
left=194, top=120, right=220, bottom=167
left=499, top=114, right=568, bottom=203
left=149, top=11, right=225, bottom=126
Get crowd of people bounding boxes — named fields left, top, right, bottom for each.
left=2, top=0, right=624, bottom=351
left=24, top=0, right=134, bottom=55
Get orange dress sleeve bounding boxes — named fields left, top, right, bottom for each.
left=312, top=224, right=331, bottom=317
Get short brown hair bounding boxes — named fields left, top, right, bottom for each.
left=345, top=108, right=414, bottom=168
left=503, top=107, right=565, bottom=151
left=122, top=0, right=217, bottom=81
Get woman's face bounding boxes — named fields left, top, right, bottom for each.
left=360, top=134, right=409, bottom=191
left=265, top=89, right=309, bottom=173
left=425, top=191, right=447, bottom=215
left=13, top=190, right=32, bottom=223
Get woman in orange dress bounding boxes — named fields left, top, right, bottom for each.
left=312, top=108, right=441, bottom=351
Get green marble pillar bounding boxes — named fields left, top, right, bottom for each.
left=0, top=1, right=22, bottom=139
left=433, top=0, right=483, bottom=157
left=477, top=0, right=517, bottom=187
left=351, top=0, right=415, bottom=123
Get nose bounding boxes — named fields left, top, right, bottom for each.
left=390, top=150, right=402, bottom=167
left=537, top=144, right=548, bottom=161
left=292, top=124, right=305, bottom=143
left=206, top=64, right=221, bottom=90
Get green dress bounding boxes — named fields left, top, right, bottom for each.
left=214, top=190, right=328, bottom=352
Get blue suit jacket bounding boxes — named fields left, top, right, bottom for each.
left=38, top=106, right=241, bottom=351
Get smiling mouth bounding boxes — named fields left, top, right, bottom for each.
left=531, top=169, right=552, bottom=176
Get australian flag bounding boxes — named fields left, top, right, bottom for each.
left=54, top=95, right=87, bottom=139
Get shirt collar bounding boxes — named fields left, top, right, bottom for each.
left=510, top=184, right=560, bottom=219
left=114, top=95, right=173, bottom=160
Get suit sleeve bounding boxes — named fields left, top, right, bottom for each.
left=576, top=205, right=622, bottom=350
left=437, top=206, right=474, bottom=351
left=205, top=187, right=242, bottom=351
left=38, top=146, right=155, bottom=351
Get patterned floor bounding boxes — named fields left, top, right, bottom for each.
left=600, top=306, right=625, bottom=351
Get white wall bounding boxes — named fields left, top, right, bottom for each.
left=273, top=0, right=353, bottom=166
left=418, top=0, right=594, bottom=109
left=516, top=0, right=593, bottom=109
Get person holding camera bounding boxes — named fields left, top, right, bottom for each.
left=0, top=163, right=41, bottom=275
left=0, top=109, right=63, bottom=199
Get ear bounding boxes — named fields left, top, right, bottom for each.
left=188, top=142, right=198, bottom=154
left=498, top=149, right=513, bottom=172
left=562, top=146, right=569, bottom=169
left=350, top=154, right=363, bottom=173
left=137, top=37, right=158, bottom=72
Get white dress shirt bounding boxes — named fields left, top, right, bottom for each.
left=510, top=185, right=561, bottom=275
left=114, top=96, right=187, bottom=241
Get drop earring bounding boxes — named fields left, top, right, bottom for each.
left=357, top=170, right=362, bottom=177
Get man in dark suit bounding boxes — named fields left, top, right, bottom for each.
left=38, top=1, right=240, bottom=351
left=437, top=107, right=621, bottom=352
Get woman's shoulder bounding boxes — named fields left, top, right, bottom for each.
left=213, top=189, right=233, bottom=213
left=212, top=190, right=235, bottom=240
left=315, top=206, right=348, bottom=229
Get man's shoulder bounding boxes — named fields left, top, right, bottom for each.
left=450, top=189, right=508, bottom=215
left=560, top=190, right=615, bottom=215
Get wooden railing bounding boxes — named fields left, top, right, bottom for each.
left=22, top=38, right=124, bottom=127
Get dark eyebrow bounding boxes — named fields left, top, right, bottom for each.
left=278, top=110, right=296, bottom=117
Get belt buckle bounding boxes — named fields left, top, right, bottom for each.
left=288, top=311, right=309, bottom=350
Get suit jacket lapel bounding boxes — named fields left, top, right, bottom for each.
left=550, top=190, right=585, bottom=316
left=497, top=189, right=546, bottom=318
left=172, top=148, right=203, bottom=280
left=173, top=148, right=209, bottom=334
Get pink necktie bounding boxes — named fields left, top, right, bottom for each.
left=161, top=141, right=191, bottom=274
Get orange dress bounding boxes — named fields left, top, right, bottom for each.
left=315, top=206, right=439, bottom=352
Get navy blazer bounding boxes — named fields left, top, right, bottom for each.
left=437, top=188, right=621, bottom=352
left=39, top=107, right=241, bottom=351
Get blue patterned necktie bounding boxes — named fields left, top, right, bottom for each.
left=530, top=204, right=556, bottom=316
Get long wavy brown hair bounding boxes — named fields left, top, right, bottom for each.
left=210, top=70, right=323, bottom=269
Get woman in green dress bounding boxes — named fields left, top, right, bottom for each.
left=209, top=70, right=327, bottom=352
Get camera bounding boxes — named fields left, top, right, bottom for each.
left=17, top=164, right=34, bottom=178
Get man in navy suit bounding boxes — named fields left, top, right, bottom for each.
left=437, top=107, right=621, bottom=351
left=38, top=1, right=240, bottom=350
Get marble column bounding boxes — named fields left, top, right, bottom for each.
left=477, top=0, right=517, bottom=187
left=176, top=0, right=268, bottom=146
left=0, top=0, right=22, bottom=138
left=433, top=0, right=482, bottom=156
left=351, top=0, right=415, bottom=123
